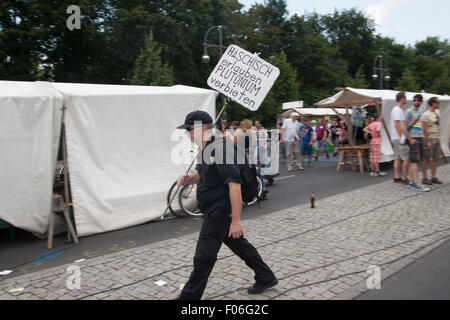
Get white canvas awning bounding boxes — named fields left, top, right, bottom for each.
left=282, top=101, right=304, bottom=110
left=281, top=107, right=352, bottom=118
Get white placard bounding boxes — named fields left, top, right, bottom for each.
left=207, top=45, right=280, bottom=111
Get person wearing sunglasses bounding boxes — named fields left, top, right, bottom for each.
left=404, top=94, right=430, bottom=191
left=421, top=97, right=443, bottom=185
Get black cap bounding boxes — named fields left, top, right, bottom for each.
left=177, top=110, right=213, bottom=129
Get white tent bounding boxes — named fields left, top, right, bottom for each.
left=282, top=101, right=303, bottom=110
left=0, top=81, right=63, bottom=234
left=315, top=87, right=450, bottom=161
left=280, top=107, right=352, bottom=118
left=0, top=81, right=217, bottom=237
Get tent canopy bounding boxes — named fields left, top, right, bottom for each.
left=314, top=88, right=382, bottom=107
left=280, top=107, right=352, bottom=118
left=282, top=101, right=304, bottom=110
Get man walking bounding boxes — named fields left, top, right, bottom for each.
left=404, top=94, right=430, bottom=191
left=422, top=97, right=443, bottom=185
left=280, top=112, right=301, bottom=171
left=299, top=117, right=315, bottom=170
left=175, top=110, right=277, bottom=300
left=390, top=91, right=413, bottom=184
left=314, top=119, right=329, bottom=161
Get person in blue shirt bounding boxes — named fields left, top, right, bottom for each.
left=298, top=118, right=315, bottom=170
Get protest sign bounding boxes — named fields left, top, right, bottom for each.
left=207, top=45, right=280, bottom=111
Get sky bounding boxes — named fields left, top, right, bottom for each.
left=238, top=0, right=450, bottom=46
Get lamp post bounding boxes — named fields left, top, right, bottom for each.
left=372, top=55, right=390, bottom=89
left=202, top=25, right=228, bottom=121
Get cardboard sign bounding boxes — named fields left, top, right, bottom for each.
left=207, top=45, right=280, bottom=111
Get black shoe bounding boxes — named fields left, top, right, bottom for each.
left=393, top=177, right=402, bottom=183
left=247, top=278, right=278, bottom=295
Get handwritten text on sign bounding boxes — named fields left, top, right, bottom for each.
left=207, top=45, right=280, bottom=111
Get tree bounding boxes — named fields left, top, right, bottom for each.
left=321, top=9, right=376, bottom=77
left=256, top=51, right=299, bottom=127
left=346, top=65, right=369, bottom=88
left=395, top=68, right=420, bottom=92
left=431, top=69, right=450, bottom=95
left=130, top=31, right=174, bottom=86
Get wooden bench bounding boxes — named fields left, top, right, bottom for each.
left=336, top=145, right=370, bottom=174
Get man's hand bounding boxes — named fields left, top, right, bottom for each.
left=228, top=182, right=243, bottom=239
left=177, top=174, right=190, bottom=187
left=409, top=138, right=416, bottom=145
left=229, top=220, right=244, bottom=239
left=426, top=140, right=432, bottom=149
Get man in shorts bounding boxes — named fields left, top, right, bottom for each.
left=390, top=91, right=413, bottom=184
left=314, top=119, right=330, bottom=160
left=404, top=94, right=430, bottom=191
left=422, top=97, right=443, bottom=185
left=299, top=118, right=315, bottom=170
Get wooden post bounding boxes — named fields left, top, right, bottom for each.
left=346, top=106, right=354, bottom=146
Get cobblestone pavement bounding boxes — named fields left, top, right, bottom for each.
left=1, top=164, right=449, bottom=300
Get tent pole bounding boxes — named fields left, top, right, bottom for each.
left=161, top=99, right=229, bottom=219
left=61, top=107, right=70, bottom=207
left=346, top=106, right=354, bottom=146
left=330, top=107, right=346, bottom=123
left=375, top=102, right=394, bottom=150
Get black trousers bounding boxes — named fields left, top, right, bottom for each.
left=178, top=206, right=275, bottom=300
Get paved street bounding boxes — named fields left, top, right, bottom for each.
left=0, top=163, right=449, bottom=300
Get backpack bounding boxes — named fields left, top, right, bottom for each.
left=240, top=154, right=259, bottom=205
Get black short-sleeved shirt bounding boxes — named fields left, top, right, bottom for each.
left=195, top=136, right=243, bottom=210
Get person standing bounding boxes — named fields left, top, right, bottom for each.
left=280, top=112, right=301, bottom=171
left=363, top=114, right=386, bottom=177
left=390, top=91, right=413, bottom=184
left=329, top=119, right=340, bottom=157
left=314, top=119, right=330, bottom=161
left=404, top=94, right=430, bottom=191
left=175, top=110, right=277, bottom=300
left=299, top=117, right=315, bottom=169
left=422, top=97, right=443, bottom=185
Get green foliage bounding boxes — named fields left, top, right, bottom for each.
left=431, top=68, right=450, bottom=95
left=395, top=68, right=420, bottom=92
left=346, top=65, right=369, bottom=88
left=0, top=0, right=448, bottom=122
left=256, top=51, right=299, bottom=127
left=130, top=31, right=174, bottom=86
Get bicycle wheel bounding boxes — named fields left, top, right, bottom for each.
left=167, top=181, right=188, bottom=218
left=244, top=175, right=265, bottom=206
left=179, top=183, right=203, bottom=218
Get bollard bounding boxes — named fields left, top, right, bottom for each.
left=311, top=192, right=315, bottom=208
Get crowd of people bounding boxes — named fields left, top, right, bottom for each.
left=212, top=93, right=443, bottom=193
left=385, top=91, right=443, bottom=192
left=278, top=91, right=443, bottom=191
left=279, top=112, right=364, bottom=172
